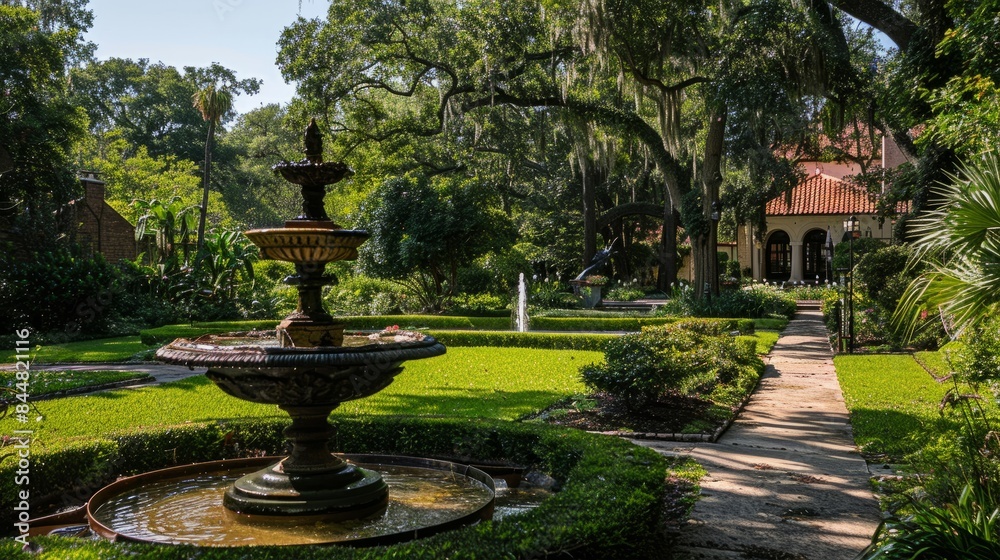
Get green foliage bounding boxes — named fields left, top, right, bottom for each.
left=0, top=5, right=87, bottom=242
left=528, top=277, right=580, bottom=310
left=605, top=285, right=646, bottom=301
left=0, top=244, right=123, bottom=335
left=325, top=275, right=409, bottom=316
left=449, top=292, right=509, bottom=315
left=530, top=316, right=673, bottom=331
left=832, top=237, right=886, bottom=272
left=429, top=330, right=614, bottom=351
left=0, top=418, right=673, bottom=558
left=581, top=324, right=762, bottom=411
left=69, top=58, right=259, bottom=163
left=661, top=284, right=797, bottom=319
left=358, top=175, right=515, bottom=311
left=784, top=284, right=838, bottom=301
left=863, top=484, right=1000, bottom=560
left=954, top=318, right=1000, bottom=383
left=895, top=154, right=1000, bottom=341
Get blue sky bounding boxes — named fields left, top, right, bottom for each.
left=83, top=0, right=329, bottom=114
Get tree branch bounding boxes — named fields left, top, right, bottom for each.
left=827, top=0, right=916, bottom=51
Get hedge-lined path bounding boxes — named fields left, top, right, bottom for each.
left=638, top=309, right=880, bottom=560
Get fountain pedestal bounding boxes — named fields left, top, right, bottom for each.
left=225, top=405, right=388, bottom=519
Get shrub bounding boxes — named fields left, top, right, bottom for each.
left=449, top=292, right=509, bottom=315
left=580, top=326, right=706, bottom=410
left=954, top=317, right=1000, bottom=382
left=605, top=285, right=646, bottom=301
left=325, top=275, right=409, bottom=315
left=660, top=284, right=796, bottom=319
left=0, top=244, right=123, bottom=335
left=530, top=285, right=580, bottom=310
left=579, top=322, right=761, bottom=411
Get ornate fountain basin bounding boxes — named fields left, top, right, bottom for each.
left=156, top=330, right=444, bottom=407
left=154, top=331, right=447, bottom=518
left=244, top=228, right=370, bottom=264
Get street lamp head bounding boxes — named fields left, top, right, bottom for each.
left=843, top=215, right=859, bottom=232
left=710, top=201, right=721, bottom=222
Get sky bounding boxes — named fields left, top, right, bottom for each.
left=83, top=0, right=330, bottom=114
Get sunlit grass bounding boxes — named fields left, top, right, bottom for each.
left=4, top=336, right=158, bottom=364
left=0, top=347, right=598, bottom=443
left=835, top=354, right=956, bottom=460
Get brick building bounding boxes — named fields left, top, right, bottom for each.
left=75, top=172, right=137, bottom=262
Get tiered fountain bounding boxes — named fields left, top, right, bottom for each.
left=73, top=120, right=495, bottom=546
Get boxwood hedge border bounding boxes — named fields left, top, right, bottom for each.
left=2, top=416, right=670, bottom=559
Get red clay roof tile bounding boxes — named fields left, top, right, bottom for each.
left=765, top=173, right=883, bottom=216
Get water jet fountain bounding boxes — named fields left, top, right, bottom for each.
left=69, top=120, right=498, bottom=546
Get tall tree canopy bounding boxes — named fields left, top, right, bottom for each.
left=277, top=0, right=864, bottom=296
left=69, top=58, right=261, bottom=163
left=0, top=5, right=87, bottom=245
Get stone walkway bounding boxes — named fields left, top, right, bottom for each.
left=638, top=310, right=880, bottom=560
left=7, top=363, right=206, bottom=387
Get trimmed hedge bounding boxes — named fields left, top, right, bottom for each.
left=530, top=316, right=676, bottom=331
left=427, top=330, right=616, bottom=350
left=1, top=417, right=670, bottom=559
left=140, top=316, right=770, bottom=346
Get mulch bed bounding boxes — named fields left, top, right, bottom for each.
left=535, top=391, right=730, bottom=439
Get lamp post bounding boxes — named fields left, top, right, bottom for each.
left=842, top=215, right=859, bottom=353
left=708, top=201, right=722, bottom=300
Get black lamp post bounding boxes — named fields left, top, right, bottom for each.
left=842, top=215, right=859, bottom=353
left=708, top=201, right=721, bottom=299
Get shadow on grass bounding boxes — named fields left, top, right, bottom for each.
left=843, top=407, right=965, bottom=461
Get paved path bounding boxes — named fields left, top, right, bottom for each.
left=2, top=363, right=206, bottom=387
left=639, top=310, right=880, bottom=560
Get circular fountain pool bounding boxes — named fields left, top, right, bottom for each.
left=87, top=456, right=495, bottom=547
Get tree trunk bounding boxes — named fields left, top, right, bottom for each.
left=656, top=201, right=678, bottom=291
left=581, top=157, right=597, bottom=271
left=197, top=121, right=215, bottom=253
left=693, top=110, right=726, bottom=300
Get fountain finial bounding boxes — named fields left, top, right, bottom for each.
left=304, top=118, right=323, bottom=163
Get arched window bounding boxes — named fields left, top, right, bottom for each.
left=765, top=231, right=791, bottom=281
left=803, top=229, right=829, bottom=283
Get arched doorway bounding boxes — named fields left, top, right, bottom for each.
left=803, top=229, right=829, bottom=283
left=765, top=230, right=791, bottom=282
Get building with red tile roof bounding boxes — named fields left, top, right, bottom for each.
left=735, top=135, right=911, bottom=283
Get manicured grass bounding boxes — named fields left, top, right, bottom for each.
left=3, top=336, right=159, bottom=364
left=835, top=354, right=957, bottom=460
left=749, top=331, right=781, bottom=355
left=912, top=349, right=958, bottom=378
left=0, top=347, right=598, bottom=442
left=0, top=370, right=150, bottom=399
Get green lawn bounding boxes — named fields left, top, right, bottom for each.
left=4, top=336, right=158, bottom=364
left=835, top=354, right=957, bottom=460
left=0, top=347, right=598, bottom=443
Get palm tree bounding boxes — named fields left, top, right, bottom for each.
left=894, top=152, right=1000, bottom=340
left=192, top=84, right=233, bottom=253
